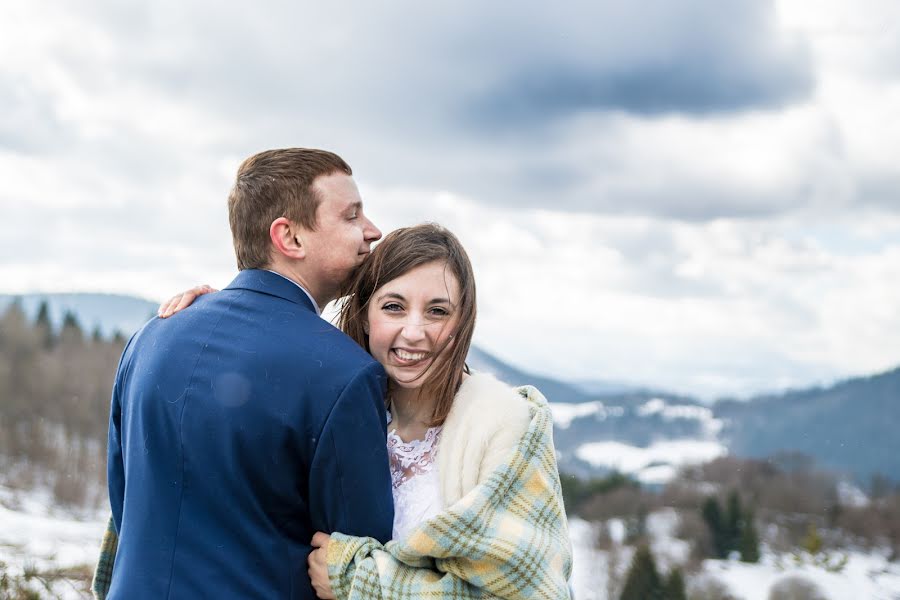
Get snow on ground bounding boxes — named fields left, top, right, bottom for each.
left=569, top=518, right=610, bottom=600
left=704, top=551, right=900, bottom=600
left=0, top=484, right=107, bottom=599
left=636, top=398, right=723, bottom=436
left=550, top=401, right=624, bottom=429
left=568, top=508, right=900, bottom=600
left=575, top=439, right=727, bottom=484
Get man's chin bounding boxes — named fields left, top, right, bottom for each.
left=337, top=255, right=373, bottom=296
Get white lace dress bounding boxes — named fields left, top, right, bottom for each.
left=386, top=412, right=444, bottom=540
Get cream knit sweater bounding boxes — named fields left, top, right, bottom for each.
left=436, top=371, right=532, bottom=506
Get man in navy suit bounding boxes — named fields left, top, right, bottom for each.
left=105, top=148, right=392, bottom=598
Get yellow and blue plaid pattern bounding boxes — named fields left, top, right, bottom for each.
left=327, top=386, right=572, bottom=599
left=92, top=516, right=117, bottom=599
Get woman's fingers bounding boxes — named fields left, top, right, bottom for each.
left=311, top=531, right=331, bottom=548
left=173, top=285, right=213, bottom=313
left=307, top=548, right=335, bottom=599
left=158, top=285, right=218, bottom=318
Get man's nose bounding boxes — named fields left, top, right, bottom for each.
left=363, top=217, right=382, bottom=242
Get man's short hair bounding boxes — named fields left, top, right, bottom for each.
left=228, top=148, right=353, bottom=270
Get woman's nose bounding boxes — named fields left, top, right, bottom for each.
left=400, top=319, right=427, bottom=342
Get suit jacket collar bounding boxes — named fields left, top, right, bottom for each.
left=225, top=269, right=319, bottom=314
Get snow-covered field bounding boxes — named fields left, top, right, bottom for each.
left=551, top=397, right=729, bottom=485
left=4, top=485, right=900, bottom=600
left=575, top=439, right=728, bottom=485
left=568, top=512, right=900, bottom=600
left=0, top=484, right=107, bottom=599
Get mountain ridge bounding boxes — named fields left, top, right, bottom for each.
left=2, top=292, right=896, bottom=483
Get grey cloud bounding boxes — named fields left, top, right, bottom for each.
left=5, top=0, right=892, bottom=223
left=67, top=0, right=814, bottom=135
left=465, top=0, right=813, bottom=128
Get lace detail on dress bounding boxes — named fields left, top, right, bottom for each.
left=387, top=425, right=442, bottom=489
left=386, top=411, right=444, bottom=539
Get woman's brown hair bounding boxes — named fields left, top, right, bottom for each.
left=338, top=223, right=476, bottom=426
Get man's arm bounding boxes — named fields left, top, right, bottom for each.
left=308, top=361, right=393, bottom=543
left=107, top=334, right=137, bottom=532
left=108, top=378, right=125, bottom=531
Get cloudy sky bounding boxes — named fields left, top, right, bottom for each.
left=2, top=0, right=898, bottom=398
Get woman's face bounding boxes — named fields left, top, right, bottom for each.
left=365, top=260, right=461, bottom=390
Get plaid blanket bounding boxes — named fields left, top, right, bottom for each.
left=326, top=385, right=572, bottom=599
left=92, top=516, right=117, bottom=599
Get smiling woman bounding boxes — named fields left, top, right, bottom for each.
left=304, top=223, right=571, bottom=599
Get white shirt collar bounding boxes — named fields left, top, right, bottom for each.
left=265, top=270, right=321, bottom=315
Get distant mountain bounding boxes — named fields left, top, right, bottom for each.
left=715, top=367, right=900, bottom=483
left=572, top=378, right=644, bottom=397
left=3, top=292, right=897, bottom=484
left=0, top=293, right=158, bottom=337
left=466, top=346, right=596, bottom=404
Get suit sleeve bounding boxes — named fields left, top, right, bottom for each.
left=107, top=379, right=124, bottom=532
left=107, top=332, right=138, bottom=533
left=309, top=361, right=394, bottom=544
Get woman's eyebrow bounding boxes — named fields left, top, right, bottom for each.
left=375, top=292, right=406, bottom=303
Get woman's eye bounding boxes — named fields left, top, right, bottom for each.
left=429, top=307, right=450, bottom=317
left=382, top=303, right=403, bottom=312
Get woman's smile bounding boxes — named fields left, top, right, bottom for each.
left=392, top=347, right=431, bottom=364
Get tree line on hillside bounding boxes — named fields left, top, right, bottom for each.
left=561, top=454, right=900, bottom=599
left=0, top=300, right=126, bottom=507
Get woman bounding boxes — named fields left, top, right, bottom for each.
left=95, top=223, right=572, bottom=599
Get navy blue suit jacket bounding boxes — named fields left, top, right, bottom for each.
left=106, top=269, right=393, bottom=599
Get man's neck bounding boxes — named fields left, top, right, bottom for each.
left=264, top=265, right=327, bottom=312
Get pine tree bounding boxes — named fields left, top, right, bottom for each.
left=59, top=310, right=83, bottom=346
left=739, top=510, right=761, bottom=563
left=725, top=490, right=743, bottom=554
left=662, top=567, right=687, bottom=600
left=701, top=496, right=727, bottom=558
left=35, top=300, right=55, bottom=349
left=619, top=545, right=663, bottom=600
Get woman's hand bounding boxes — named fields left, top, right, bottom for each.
left=308, top=532, right=335, bottom=599
left=157, top=284, right=217, bottom=318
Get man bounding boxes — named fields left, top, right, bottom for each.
left=104, top=148, right=392, bottom=598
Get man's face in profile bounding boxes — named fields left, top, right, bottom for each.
left=301, top=172, right=382, bottom=291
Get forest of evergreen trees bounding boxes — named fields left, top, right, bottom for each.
left=0, top=299, right=125, bottom=508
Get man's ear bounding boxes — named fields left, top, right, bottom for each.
left=270, top=217, right=305, bottom=259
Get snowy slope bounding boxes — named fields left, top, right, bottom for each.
left=566, top=509, right=900, bottom=600
left=4, top=489, right=900, bottom=600
left=0, top=484, right=107, bottom=599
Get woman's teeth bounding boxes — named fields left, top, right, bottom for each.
left=395, top=349, right=427, bottom=361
